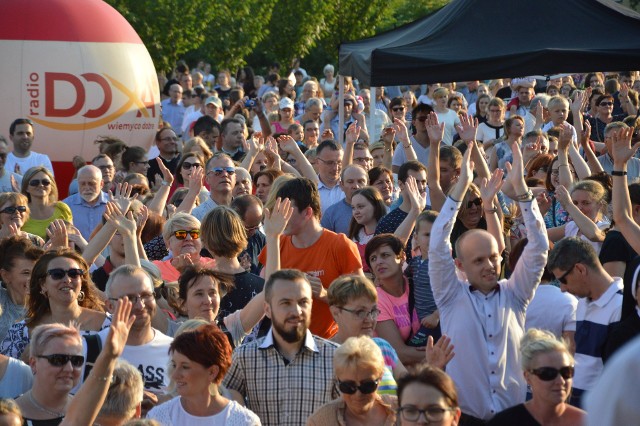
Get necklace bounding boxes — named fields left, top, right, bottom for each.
left=28, top=390, right=66, bottom=418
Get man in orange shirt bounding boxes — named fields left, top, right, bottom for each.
left=258, top=178, right=363, bottom=338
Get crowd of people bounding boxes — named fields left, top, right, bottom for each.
left=0, top=62, right=639, bottom=425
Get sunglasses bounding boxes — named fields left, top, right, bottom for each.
left=392, top=107, right=406, bottom=112
left=182, top=162, right=202, bottom=170
left=338, top=379, right=379, bottom=395
left=173, top=229, right=200, bottom=240
left=29, top=179, right=51, bottom=187
left=38, top=354, right=85, bottom=368
left=466, top=197, right=482, bottom=208
left=0, top=205, right=27, bottom=215
left=47, top=268, right=85, bottom=280
left=599, top=102, right=613, bottom=106
left=208, top=167, right=236, bottom=176
left=529, top=366, right=575, bottom=381
left=557, top=264, right=576, bottom=284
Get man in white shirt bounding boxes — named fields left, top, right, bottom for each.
left=429, top=142, right=548, bottom=421
left=315, top=140, right=345, bottom=213
left=5, top=118, right=54, bottom=176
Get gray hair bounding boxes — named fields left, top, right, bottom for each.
left=305, top=97, right=323, bottom=110
left=98, top=359, right=144, bottom=420
left=162, top=212, right=201, bottom=243
left=105, top=264, right=153, bottom=298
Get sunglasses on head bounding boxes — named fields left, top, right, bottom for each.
left=0, top=205, right=27, bottom=215
left=338, top=379, right=379, bottom=395
left=173, top=229, right=200, bottom=240
left=47, top=268, right=85, bottom=280
left=182, top=162, right=201, bottom=170
left=529, top=366, right=574, bottom=381
left=209, top=166, right=236, bottom=176
left=38, top=354, right=85, bottom=368
left=29, top=179, right=51, bottom=187
left=466, top=197, right=482, bottom=208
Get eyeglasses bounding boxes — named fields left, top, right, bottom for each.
left=109, top=292, right=155, bottom=305
left=392, top=107, right=406, bottom=112
left=160, top=136, right=179, bottom=142
left=208, top=167, right=236, bottom=176
left=398, top=406, right=455, bottom=422
left=557, top=264, right=576, bottom=284
left=47, top=268, right=85, bottom=280
left=337, top=379, right=379, bottom=395
left=317, top=158, right=340, bottom=167
left=599, top=102, right=613, bottom=107
left=173, top=229, right=200, bottom=240
left=37, top=354, right=85, bottom=368
left=244, top=224, right=262, bottom=232
left=133, top=161, right=149, bottom=165
left=29, top=179, right=51, bottom=187
left=353, top=157, right=374, bottom=164
left=97, top=165, right=114, bottom=171
left=0, top=205, right=27, bottom=215
left=339, top=306, right=381, bottom=320
left=529, top=366, right=575, bottom=381
left=182, top=162, right=202, bottom=170
left=466, top=197, right=482, bottom=208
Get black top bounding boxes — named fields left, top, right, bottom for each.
left=603, top=310, right=640, bottom=363
left=219, top=271, right=264, bottom=320
left=147, top=154, right=181, bottom=184
left=487, top=403, right=539, bottom=426
left=599, top=231, right=638, bottom=319
left=23, top=417, right=64, bottom=426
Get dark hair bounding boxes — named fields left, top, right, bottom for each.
left=596, top=94, right=614, bottom=106
left=220, top=118, right=242, bottom=136
left=316, top=139, right=342, bottom=157
left=547, top=236, right=600, bottom=272
left=276, top=178, right=321, bottom=220
left=9, top=118, right=33, bottom=136
left=170, top=324, right=232, bottom=385
left=175, top=152, right=205, bottom=185
left=508, top=238, right=555, bottom=281
left=193, top=115, right=220, bottom=138
left=411, top=103, right=434, bottom=119
left=397, top=364, right=459, bottom=408
left=264, top=269, right=309, bottom=302
left=178, top=266, right=233, bottom=303
left=140, top=212, right=165, bottom=245
left=368, top=166, right=392, bottom=185
left=397, top=160, right=427, bottom=184
left=629, top=183, right=640, bottom=205
left=27, top=249, right=103, bottom=326
left=121, top=146, right=147, bottom=172
left=415, top=210, right=439, bottom=233
left=252, top=168, right=284, bottom=188
left=266, top=73, right=280, bottom=84
left=348, top=187, right=387, bottom=241
left=389, top=97, right=407, bottom=109
left=364, top=234, right=404, bottom=270
left=0, top=235, right=43, bottom=271
left=230, top=194, right=263, bottom=219
left=155, top=127, right=175, bottom=141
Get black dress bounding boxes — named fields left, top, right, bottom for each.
left=487, top=404, right=539, bottom=426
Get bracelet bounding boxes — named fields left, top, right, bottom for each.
left=611, top=170, right=627, bottom=176
left=403, top=140, right=412, bottom=148
left=484, top=208, right=498, bottom=214
left=160, top=180, right=171, bottom=187
left=385, top=147, right=392, bottom=152
left=515, top=190, right=534, bottom=202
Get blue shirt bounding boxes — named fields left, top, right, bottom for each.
left=321, top=198, right=352, bottom=235
left=62, top=192, right=109, bottom=240
left=160, top=99, right=185, bottom=134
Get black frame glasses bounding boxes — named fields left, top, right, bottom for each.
left=29, top=179, right=51, bottom=187
left=398, top=406, right=454, bottom=422
left=339, top=307, right=381, bottom=320
left=529, top=366, right=575, bottom=381
left=173, top=229, right=200, bottom=240
left=47, top=268, right=85, bottom=280
left=38, top=354, right=85, bottom=368
left=0, top=206, right=27, bottom=215
left=337, top=379, right=379, bottom=395
left=182, top=162, right=202, bottom=170
left=557, top=264, right=576, bottom=284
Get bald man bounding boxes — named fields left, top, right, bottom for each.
left=428, top=143, right=548, bottom=422
left=63, top=165, right=108, bottom=239
left=321, top=164, right=368, bottom=235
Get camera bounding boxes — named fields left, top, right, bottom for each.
left=245, top=98, right=257, bottom=108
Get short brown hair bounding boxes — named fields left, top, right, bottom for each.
left=201, top=206, right=247, bottom=257
left=364, top=234, right=404, bottom=270
left=327, top=275, right=377, bottom=307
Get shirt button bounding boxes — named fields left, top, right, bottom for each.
left=488, top=314, right=492, bottom=318
left=489, top=334, right=493, bottom=338
left=491, top=352, right=494, bottom=355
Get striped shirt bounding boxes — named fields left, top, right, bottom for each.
left=223, top=328, right=338, bottom=426
left=573, top=279, right=623, bottom=402
left=373, top=337, right=400, bottom=395
left=410, top=256, right=438, bottom=319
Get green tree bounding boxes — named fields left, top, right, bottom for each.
left=105, top=0, right=218, bottom=74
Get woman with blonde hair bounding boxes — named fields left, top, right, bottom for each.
left=20, top=167, right=73, bottom=240
left=183, top=136, right=212, bottom=164
left=308, top=335, right=397, bottom=425
left=0, top=192, right=44, bottom=246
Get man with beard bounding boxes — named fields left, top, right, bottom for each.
left=147, top=128, right=181, bottom=184
left=223, top=269, right=338, bottom=426
left=5, top=118, right=54, bottom=176
left=63, top=165, right=108, bottom=240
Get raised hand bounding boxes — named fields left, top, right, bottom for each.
left=10, top=175, right=19, bottom=192
left=46, top=219, right=69, bottom=249
left=345, top=121, right=361, bottom=145
left=136, top=205, right=149, bottom=236
left=104, top=203, right=137, bottom=236
left=558, top=123, right=573, bottom=152
left=479, top=169, right=504, bottom=203
left=404, top=176, right=427, bottom=213
left=620, top=82, right=630, bottom=99
left=187, top=166, right=204, bottom=193
left=610, top=127, right=639, bottom=166
left=0, top=222, right=20, bottom=240
left=264, top=138, right=281, bottom=169
left=458, top=141, right=475, bottom=186
left=246, top=132, right=264, bottom=154
left=554, top=185, right=572, bottom=207
left=277, top=135, right=301, bottom=156
left=580, top=119, right=592, bottom=149
left=393, top=118, right=411, bottom=145
left=425, top=335, right=455, bottom=370
left=426, top=112, right=445, bottom=144
left=381, top=126, right=396, bottom=147
left=321, top=129, right=334, bottom=141
left=570, top=90, right=585, bottom=113
left=263, top=197, right=293, bottom=237
left=156, top=157, right=174, bottom=186
left=104, top=298, right=135, bottom=358
left=456, top=114, right=478, bottom=142
left=109, top=182, right=136, bottom=214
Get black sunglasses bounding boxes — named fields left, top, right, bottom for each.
left=173, top=229, right=200, bottom=240
left=466, top=197, right=482, bottom=208
left=338, top=379, right=379, bottom=395
left=29, top=179, right=51, bottom=187
left=529, top=366, right=574, bottom=381
left=38, top=354, right=85, bottom=368
left=182, top=162, right=202, bottom=170
left=0, top=205, right=27, bottom=215
left=47, top=268, right=85, bottom=280
left=557, top=264, right=576, bottom=284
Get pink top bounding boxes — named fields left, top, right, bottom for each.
left=376, top=278, right=420, bottom=341
left=153, top=257, right=216, bottom=282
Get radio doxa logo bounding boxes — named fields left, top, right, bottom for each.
left=26, top=71, right=157, bottom=131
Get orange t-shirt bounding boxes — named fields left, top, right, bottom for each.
left=258, top=229, right=362, bottom=339
left=153, top=257, right=216, bottom=282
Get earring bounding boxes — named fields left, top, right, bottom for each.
left=77, top=291, right=85, bottom=302
left=40, top=289, right=48, bottom=297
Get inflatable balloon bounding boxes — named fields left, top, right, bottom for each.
left=0, top=0, right=160, bottom=195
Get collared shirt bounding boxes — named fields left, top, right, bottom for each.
left=223, top=328, right=339, bottom=426
left=160, top=98, right=185, bottom=134
left=192, top=197, right=219, bottom=222
left=320, top=198, right=352, bottom=235
left=317, top=178, right=345, bottom=214
left=62, top=191, right=109, bottom=240
left=429, top=197, right=548, bottom=420
left=598, top=153, right=640, bottom=182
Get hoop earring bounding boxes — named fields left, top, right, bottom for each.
left=77, top=291, right=85, bottom=302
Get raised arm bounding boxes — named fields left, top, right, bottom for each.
left=146, top=158, right=174, bottom=216
left=557, top=126, right=575, bottom=189
left=60, top=299, right=135, bottom=426
left=611, top=127, right=640, bottom=253
left=555, top=185, right=606, bottom=242
left=240, top=132, right=263, bottom=172
left=426, top=112, right=446, bottom=211
left=82, top=202, right=118, bottom=265
left=278, top=135, right=318, bottom=184
left=563, top=123, right=591, bottom=180
left=342, top=122, right=360, bottom=169
left=458, top=115, right=489, bottom=181
left=394, top=118, right=418, bottom=162
left=580, top=120, right=604, bottom=174
left=394, top=176, right=426, bottom=246
left=104, top=204, right=141, bottom=267
left=176, top=167, right=204, bottom=214
left=479, top=169, right=505, bottom=254
left=381, top=127, right=395, bottom=170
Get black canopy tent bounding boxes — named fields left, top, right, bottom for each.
left=339, top=0, right=640, bottom=86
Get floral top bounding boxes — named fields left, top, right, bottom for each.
left=543, top=193, right=570, bottom=229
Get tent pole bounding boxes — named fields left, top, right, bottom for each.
left=339, top=75, right=345, bottom=146
left=370, top=87, right=377, bottom=144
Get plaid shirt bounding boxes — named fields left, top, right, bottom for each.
left=223, top=328, right=339, bottom=426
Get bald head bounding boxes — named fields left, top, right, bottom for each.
left=454, top=229, right=502, bottom=293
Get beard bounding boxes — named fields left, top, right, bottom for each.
left=271, top=313, right=308, bottom=343
left=80, top=191, right=99, bottom=203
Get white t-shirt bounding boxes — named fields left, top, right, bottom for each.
left=525, top=284, right=578, bottom=339
left=392, top=136, right=429, bottom=168
left=4, top=151, right=54, bottom=176
left=148, top=397, right=261, bottom=426
left=435, top=109, right=461, bottom=146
